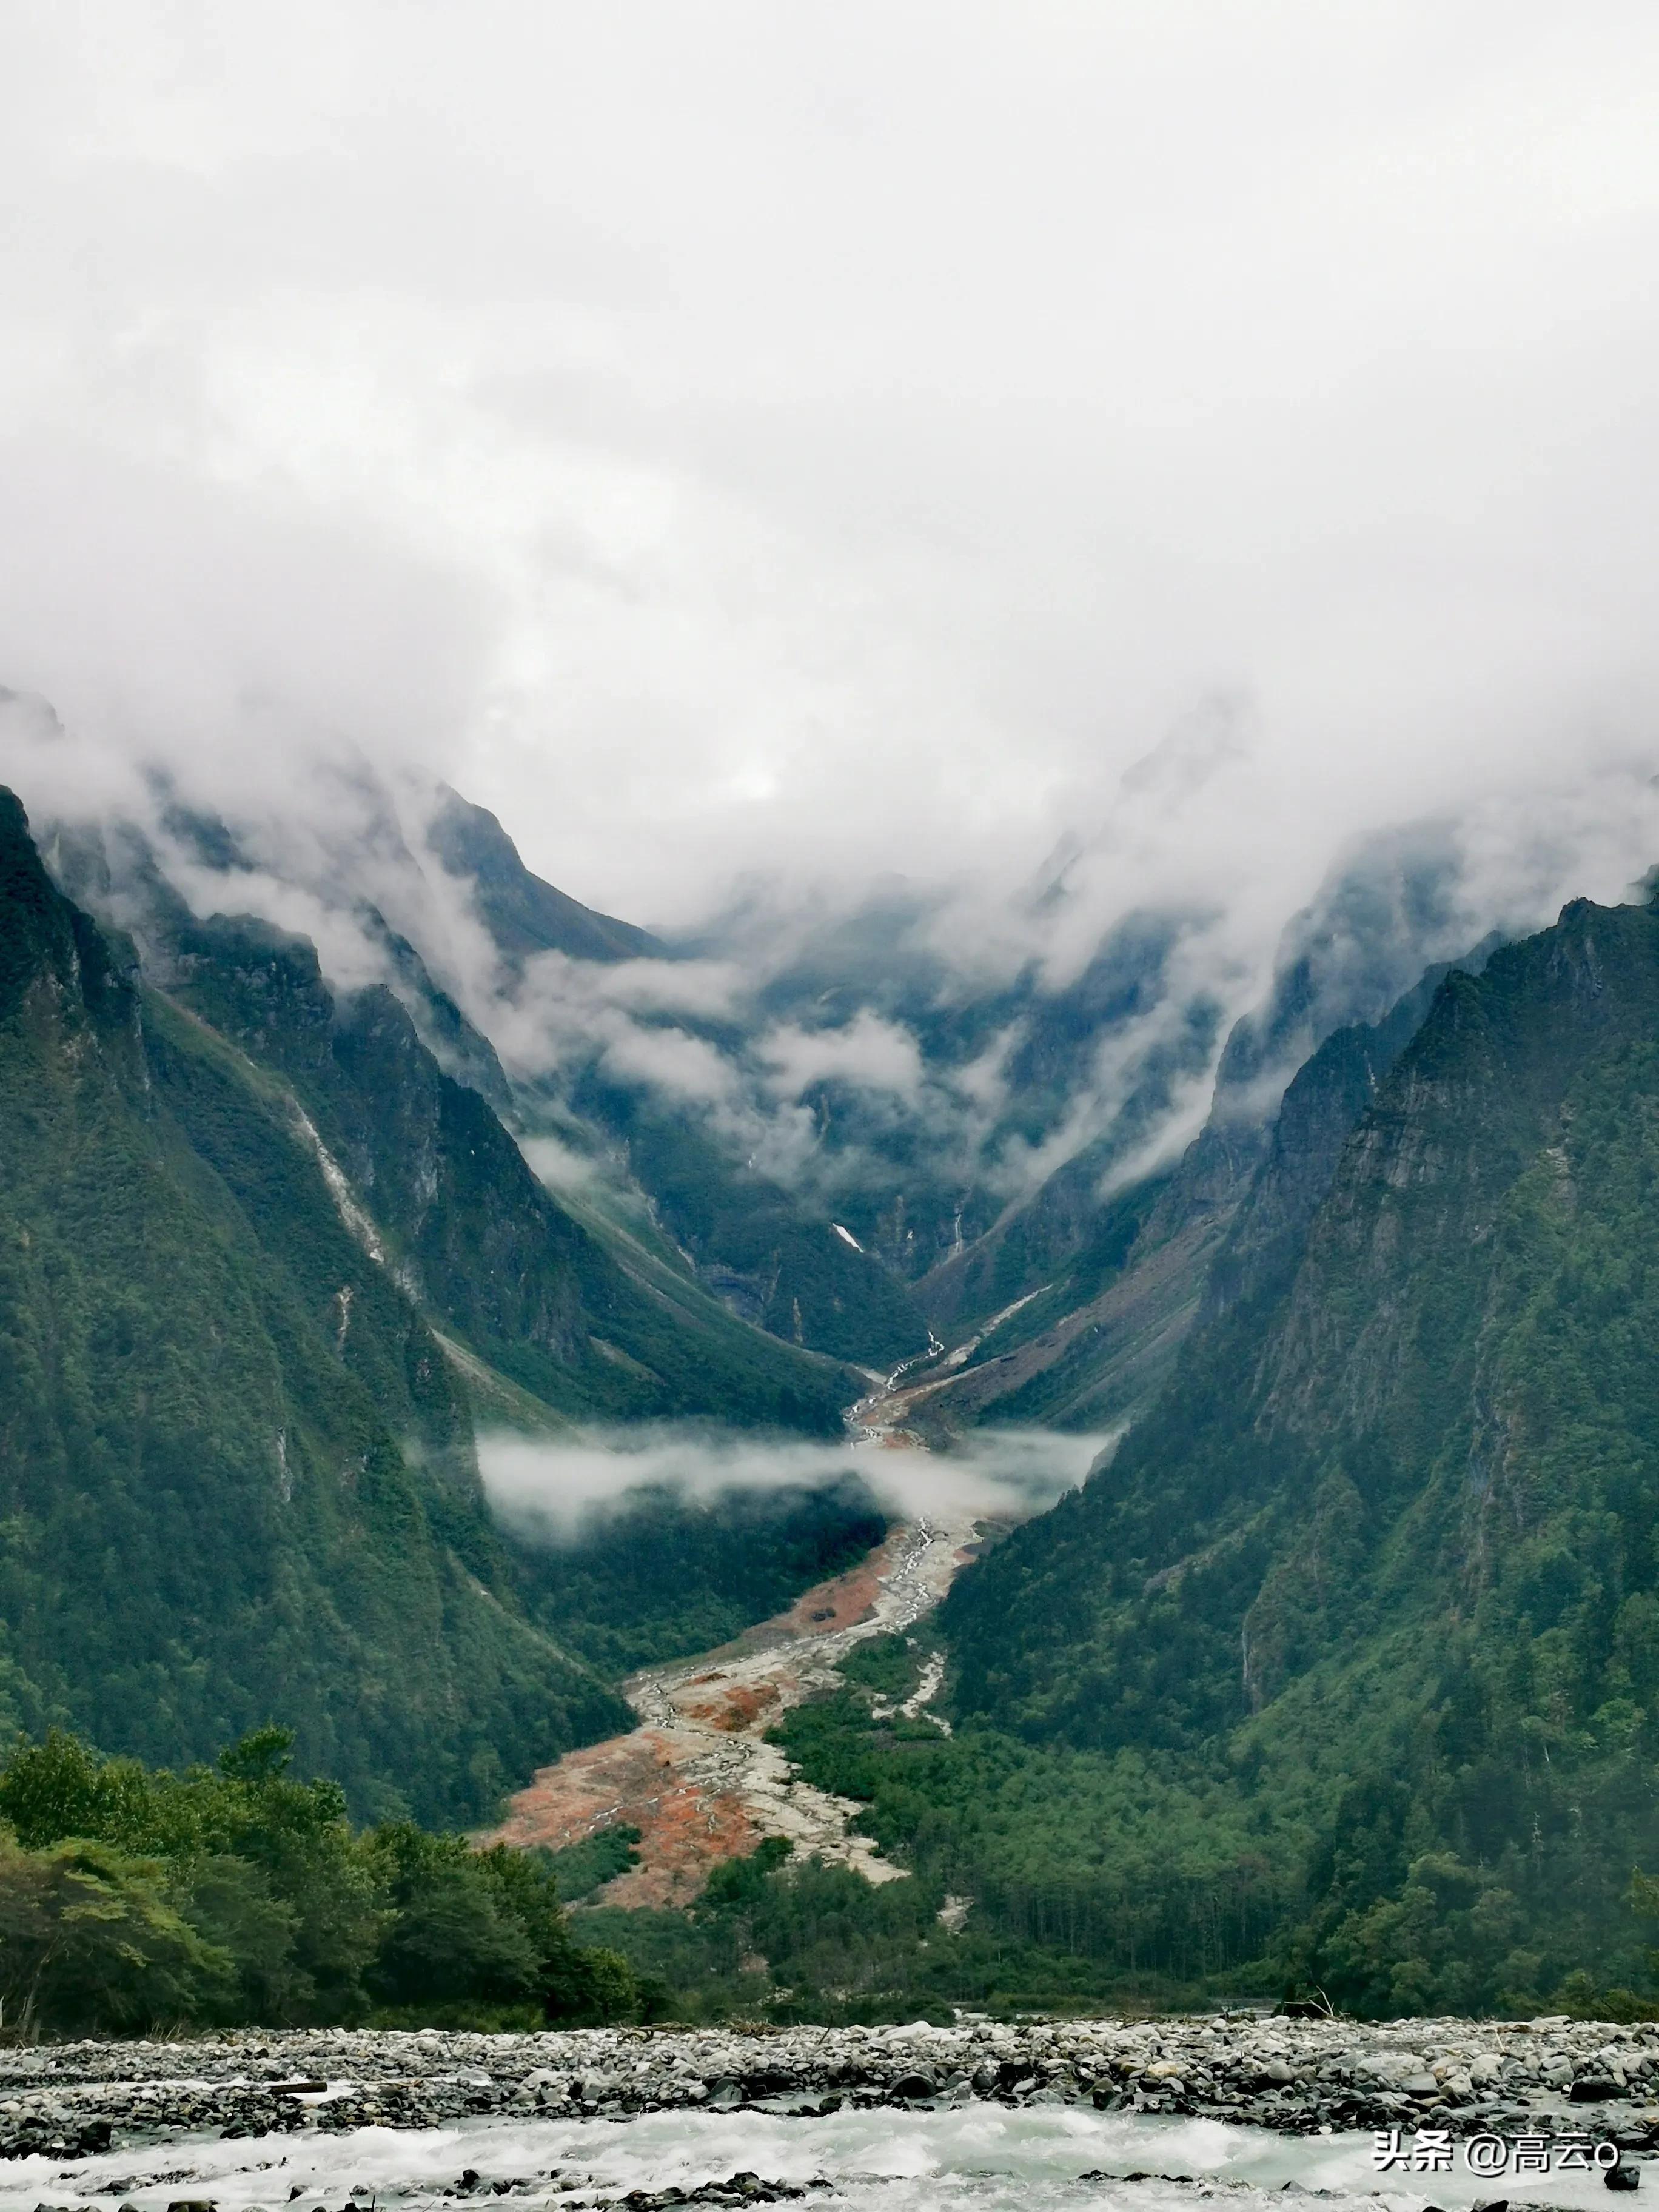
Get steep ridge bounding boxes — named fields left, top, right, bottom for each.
left=158, top=911, right=858, bottom=1431
left=92, top=784, right=934, bottom=1375
left=428, top=786, right=664, bottom=967
left=891, top=1133, right=1252, bottom=1439
left=874, top=959, right=1474, bottom=1439
left=0, top=790, right=629, bottom=1821
left=42, top=807, right=866, bottom=1432
left=940, top=891, right=1659, bottom=2005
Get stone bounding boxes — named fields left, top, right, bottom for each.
left=0, top=2011, right=1651, bottom=2156
left=890, top=2072, right=937, bottom=2101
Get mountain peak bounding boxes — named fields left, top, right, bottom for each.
left=429, top=786, right=663, bottom=965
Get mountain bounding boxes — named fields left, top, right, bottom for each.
left=842, top=943, right=1495, bottom=1443
left=0, top=789, right=630, bottom=1821
left=421, top=796, right=934, bottom=1371
left=428, top=786, right=665, bottom=967
left=159, top=911, right=859, bottom=1430
left=556, top=1075, right=932, bottom=1369
left=735, top=899, right=1222, bottom=1290
left=423, top=823, right=1242, bottom=1370
left=0, top=790, right=894, bottom=1826
left=940, top=890, right=1659, bottom=2008
left=35, top=732, right=1505, bottom=1404
left=70, top=781, right=936, bottom=1376
left=45, top=811, right=864, bottom=1432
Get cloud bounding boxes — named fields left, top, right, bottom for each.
left=483, top=951, right=748, bottom=1081
left=759, top=1011, right=928, bottom=1105
left=0, top=439, right=480, bottom=805
left=476, top=1423, right=1108, bottom=1538
left=8, top=5, right=1659, bottom=1227
left=597, top=1019, right=739, bottom=1107
left=5, top=4, right=1659, bottom=929
left=515, top=1134, right=602, bottom=1193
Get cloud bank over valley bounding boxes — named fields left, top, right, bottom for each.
left=476, top=1424, right=1109, bottom=1540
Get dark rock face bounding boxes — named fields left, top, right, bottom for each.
left=1200, top=959, right=1455, bottom=1328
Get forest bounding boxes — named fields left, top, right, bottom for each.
left=0, top=1725, right=639, bottom=2038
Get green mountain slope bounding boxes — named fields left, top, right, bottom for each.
left=0, top=791, right=630, bottom=1823
left=937, top=894, right=1659, bottom=2007
left=72, top=782, right=931, bottom=1376
left=159, top=911, right=857, bottom=1431
left=422, top=789, right=930, bottom=1370
left=49, top=802, right=868, bottom=1424
left=890, top=959, right=1479, bottom=1441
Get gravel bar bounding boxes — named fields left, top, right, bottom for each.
left=4, top=2014, right=1658, bottom=2160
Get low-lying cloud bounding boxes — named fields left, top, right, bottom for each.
left=476, top=1424, right=1110, bottom=1541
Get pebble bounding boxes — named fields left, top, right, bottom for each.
left=2, top=2016, right=1657, bottom=2161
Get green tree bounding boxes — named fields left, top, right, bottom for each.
left=0, top=1830, right=232, bottom=2036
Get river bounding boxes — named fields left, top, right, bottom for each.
left=0, top=2100, right=1627, bottom=2212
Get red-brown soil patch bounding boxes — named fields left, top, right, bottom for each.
left=603, top=1785, right=763, bottom=1909
left=490, top=1731, right=679, bottom=1854
left=487, top=1726, right=767, bottom=1909
left=677, top=1679, right=780, bottom=1731
left=484, top=1535, right=905, bottom=1905
left=768, top=1538, right=893, bottom=1641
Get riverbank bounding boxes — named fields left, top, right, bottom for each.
left=4, top=2014, right=1658, bottom=2162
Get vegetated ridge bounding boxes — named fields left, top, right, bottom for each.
left=0, top=790, right=876, bottom=1822
left=933, top=890, right=1659, bottom=2013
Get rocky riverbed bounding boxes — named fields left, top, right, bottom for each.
left=488, top=1514, right=976, bottom=1907
left=4, top=2014, right=1659, bottom=2164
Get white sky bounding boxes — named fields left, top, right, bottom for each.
left=4, top=3, right=1659, bottom=933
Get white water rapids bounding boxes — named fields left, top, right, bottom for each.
left=0, top=2105, right=1624, bottom=2212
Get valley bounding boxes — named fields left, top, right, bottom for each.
left=9, top=10, right=1659, bottom=2160
left=7, top=747, right=1659, bottom=2028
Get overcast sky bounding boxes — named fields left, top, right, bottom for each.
left=5, top=2, right=1659, bottom=937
